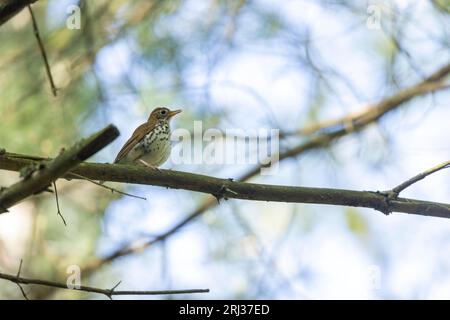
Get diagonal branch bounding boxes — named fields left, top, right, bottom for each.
left=282, top=63, right=450, bottom=137
left=28, top=4, right=57, bottom=96
left=0, top=124, right=119, bottom=213
left=0, top=270, right=209, bottom=299
left=0, top=0, right=38, bottom=26
left=84, top=199, right=216, bottom=272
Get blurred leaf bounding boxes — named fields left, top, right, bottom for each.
left=345, top=209, right=369, bottom=238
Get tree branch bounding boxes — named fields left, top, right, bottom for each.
left=0, top=0, right=38, bottom=26
left=0, top=124, right=119, bottom=213
left=1, top=153, right=450, bottom=219
left=282, top=63, right=450, bottom=137
left=0, top=270, right=209, bottom=299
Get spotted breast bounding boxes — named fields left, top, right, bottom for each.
left=113, top=107, right=182, bottom=168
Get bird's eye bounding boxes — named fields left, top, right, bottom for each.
left=160, top=109, right=167, bottom=115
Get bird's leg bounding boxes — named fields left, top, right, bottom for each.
left=138, top=159, right=162, bottom=172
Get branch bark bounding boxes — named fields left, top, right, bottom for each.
left=0, top=270, right=209, bottom=299
left=1, top=153, right=450, bottom=219
left=0, top=125, right=119, bottom=213
left=0, top=0, right=38, bottom=26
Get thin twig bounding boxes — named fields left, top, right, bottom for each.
left=68, top=172, right=147, bottom=201
left=15, top=259, right=29, bottom=300
left=28, top=5, right=57, bottom=97
left=53, top=181, right=67, bottom=226
left=0, top=270, right=209, bottom=299
left=391, top=160, right=450, bottom=196
left=107, top=280, right=122, bottom=300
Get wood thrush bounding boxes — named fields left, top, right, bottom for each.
left=114, top=107, right=182, bottom=169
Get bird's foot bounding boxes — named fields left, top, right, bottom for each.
left=138, top=159, right=162, bottom=172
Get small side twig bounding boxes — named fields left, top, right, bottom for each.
left=28, top=5, right=57, bottom=97
left=377, top=160, right=450, bottom=215
left=53, top=181, right=67, bottom=226
left=68, top=172, right=147, bottom=201
left=213, top=183, right=238, bottom=203
left=16, top=260, right=29, bottom=300
left=391, top=160, right=450, bottom=196
left=107, top=280, right=122, bottom=300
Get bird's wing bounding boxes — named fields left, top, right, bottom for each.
left=114, top=122, right=153, bottom=163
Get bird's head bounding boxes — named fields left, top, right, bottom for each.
left=148, top=107, right=182, bottom=122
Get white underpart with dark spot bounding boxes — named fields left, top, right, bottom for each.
left=123, top=121, right=172, bottom=166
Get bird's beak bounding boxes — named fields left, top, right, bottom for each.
left=168, top=109, right=182, bottom=118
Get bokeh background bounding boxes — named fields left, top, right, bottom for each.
left=0, top=0, right=450, bottom=299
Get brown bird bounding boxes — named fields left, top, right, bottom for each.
left=114, top=107, right=182, bottom=169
